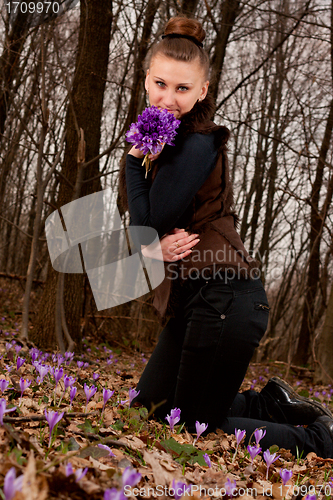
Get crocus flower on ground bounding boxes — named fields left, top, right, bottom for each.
left=44, top=409, right=64, bottom=447
left=69, top=386, right=77, bottom=409
left=195, top=421, right=208, bottom=441
left=19, top=378, right=32, bottom=406
left=232, top=428, right=246, bottom=462
left=77, top=361, right=84, bottom=369
left=36, top=363, right=49, bottom=384
left=279, top=468, right=293, bottom=485
left=0, top=379, right=9, bottom=393
left=3, top=467, right=23, bottom=500
left=224, top=477, right=237, bottom=497
left=93, top=373, right=100, bottom=381
left=171, top=480, right=191, bottom=500
left=59, top=375, right=76, bottom=405
left=104, top=488, right=126, bottom=500
left=254, top=428, right=266, bottom=446
left=97, top=444, right=116, bottom=457
left=65, top=351, right=74, bottom=365
left=102, top=389, right=115, bottom=413
left=65, top=462, right=88, bottom=481
left=0, top=399, right=16, bottom=425
left=128, top=388, right=140, bottom=405
left=121, top=467, right=141, bottom=488
left=84, top=383, right=97, bottom=412
left=247, top=444, right=261, bottom=462
left=16, top=356, right=25, bottom=371
left=263, top=449, right=280, bottom=480
left=51, top=367, right=63, bottom=388
left=203, top=453, right=211, bottom=467
left=165, top=408, right=181, bottom=432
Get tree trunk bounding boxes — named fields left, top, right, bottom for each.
left=314, top=278, right=333, bottom=384
left=292, top=98, right=333, bottom=366
left=209, top=0, right=242, bottom=103
left=30, top=0, right=113, bottom=350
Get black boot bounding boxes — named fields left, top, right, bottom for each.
left=260, top=377, right=333, bottom=425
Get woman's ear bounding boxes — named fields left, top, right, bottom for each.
left=145, top=69, right=150, bottom=93
left=200, top=80, right=209, bottom=101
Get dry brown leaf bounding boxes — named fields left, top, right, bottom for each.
left=70, top=456, right=91, bottom=468
left=143, top=450, right=181, bottom=486
left=89, top=456, right=113, bottom=471
left=160, top=459, right=177, bottom=472
left=22, top=452, right=48, bottom=500
left=120, top=436, right=146, bottom=450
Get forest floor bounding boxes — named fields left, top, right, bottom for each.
left=0, top=279, right=333, bottom=500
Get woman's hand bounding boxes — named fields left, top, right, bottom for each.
left=128, top=144, right=165, bottom=161
left=141, top=228, right=200, bottom=262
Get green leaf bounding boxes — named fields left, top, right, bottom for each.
left=77, top=419, right=96, bottom=434
left=67, top=437, right=81, bottom=451
left=160, top=438, right=208, bottom=466
left=269, top=444, right=279, bottom=454
left=111, top=420, right=125, bottom=431
left=298, top=389, right=309, bottom=398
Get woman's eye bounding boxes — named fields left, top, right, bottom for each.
left=156, top=81, right=165, bottom=87
left=178, top=86, right=188, bottom=92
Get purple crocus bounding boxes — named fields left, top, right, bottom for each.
left=104, top=489, right=126, bottom=500
left=254, top=428, right=266, bottom=446
left=165, top=407, right=181, bottom=432
left=0, top=399, right=16, bottom=425
left=171, top=480, right=191, bottom=500
left=93, top=373, right=100, bottom=382
left=232, top=428, right=246, bottom=462
left=263, top=449, right=280, bottom=480
left=44, top=409, right=64, bottom=447
left=121, top=467, right=141, bottom=488
left=203, top=453, right=211, bottom=467
left=30, top=348, right=40, bottom=362
left=3, top=467, right=23, bottom=500
left=247, top=444, right=261, bottom=462
left=102, top=389, right=115, bottom=413
left=224, top=477, right=237, bottom=497
left=65, top=462, right=88, bottom=481
left=69, top=386, right=77, bottom=409
left=77, top=361, right=84, bottom=369
left=65, top=351, right=74, bottom=365
left=128, top=388, right=140, bottom=405
left=16, top=357, right=25, bottom=371
left=51, top=366, right=64, bottom=388
left=279, top=468, right=293, bottom=485
left=126, top=106, right=181, bottom=177
left=97, top=444, right=116, bottom=457
left=84, top=383, right=97, bottom=412
left=59, top=375, right=76, bottom=406
left=14, top=345, right=22, bottom=355
left=0, top=379, right=10, bottom=393
left=19, top=378, right=32, bottom=406
left=195, top=421, right=208, bottom=442
left=36, top=364, right=49, bottom=384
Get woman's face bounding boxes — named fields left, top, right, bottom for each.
left=145, top=54, right=209, bottom=119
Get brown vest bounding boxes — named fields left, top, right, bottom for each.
left=150, top=119, right=258, bottom=322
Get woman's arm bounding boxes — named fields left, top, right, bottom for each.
left=126, top=132, right=218, bottom=241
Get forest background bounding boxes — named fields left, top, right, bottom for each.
left=0, top=0, right=333, bottom=383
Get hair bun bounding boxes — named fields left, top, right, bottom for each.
left=164, top=16, right=205, bottom=44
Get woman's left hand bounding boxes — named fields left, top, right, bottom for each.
left=141, top=228, right=200, bottom=262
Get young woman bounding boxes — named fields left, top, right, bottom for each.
left=119, top=16, right=333, bottom=458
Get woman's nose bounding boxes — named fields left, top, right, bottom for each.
left=163, top=90, right=176, bottom=106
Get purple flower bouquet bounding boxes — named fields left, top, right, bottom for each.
left=126, top=106, right=181, bottom=178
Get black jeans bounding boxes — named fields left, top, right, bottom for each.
left=133, top=273, right=333, bottom=458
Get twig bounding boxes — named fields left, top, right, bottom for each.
left=3, top=411, right=99, bottom=423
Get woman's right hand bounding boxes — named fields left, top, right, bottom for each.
left=141, top=228, right=200, bottom=262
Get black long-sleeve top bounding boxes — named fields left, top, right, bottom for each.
left=125, top=132, right=219, bottom=244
